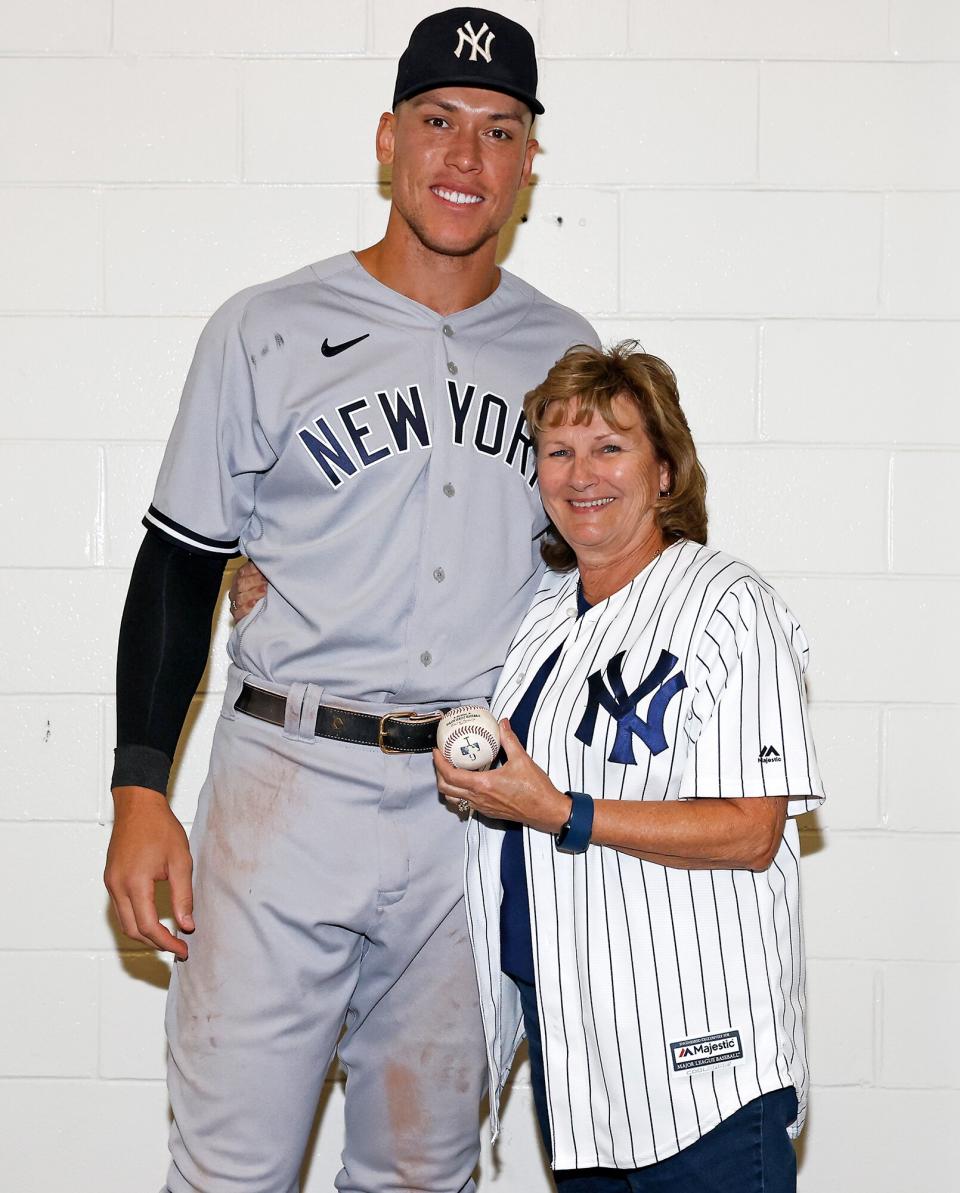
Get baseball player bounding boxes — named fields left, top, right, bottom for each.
left=103, top=8, right=597, bottom=1193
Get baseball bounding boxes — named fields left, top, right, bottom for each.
left=437, top=706, right=501, bottom=771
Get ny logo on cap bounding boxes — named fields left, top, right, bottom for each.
left=454, top=19, right=495, bottom=63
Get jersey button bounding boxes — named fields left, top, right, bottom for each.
left=442, top=324, right=454, bottom=337
left=433, top=567, right=446, bottom=583
left=447, top=361, right=458, bottom=374
left=420, top=651, right=433, bottom=667
left=443, top=482, right=456, bottom=498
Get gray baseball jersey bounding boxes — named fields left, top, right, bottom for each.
left=146, top=251, right=598, bottom=702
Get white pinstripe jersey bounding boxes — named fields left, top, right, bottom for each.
left=464, top=540, right=825, bottom=1170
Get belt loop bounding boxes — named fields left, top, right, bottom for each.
left=283, top=682, right=323, bottom=743
left=221, top=665, right=247, bottom=720
left=283, top=682, right=309, bottom=742
left=298, top=682, right=323, bottom=741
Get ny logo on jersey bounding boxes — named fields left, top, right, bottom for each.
left=454, top=20, right=495, bottom=63
left=575, top=649, right=687, bottom=765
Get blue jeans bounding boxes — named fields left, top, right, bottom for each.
left=514, top=976, right=798, bottom=1193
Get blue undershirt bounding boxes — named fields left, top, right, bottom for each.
left=500, top=584, right=591, bottom=982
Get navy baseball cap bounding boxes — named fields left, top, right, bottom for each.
left=393, top=7, right=544, bottom=117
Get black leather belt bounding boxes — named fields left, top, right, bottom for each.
left=234, top=681, right=449, bottom=754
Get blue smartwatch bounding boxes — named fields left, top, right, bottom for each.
left=555, top=791, right=594, bottom=854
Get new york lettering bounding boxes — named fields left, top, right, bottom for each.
left=298, top=377, right=537, bottom=489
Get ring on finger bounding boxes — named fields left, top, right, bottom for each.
left=457, top=797, right=471, bottom=817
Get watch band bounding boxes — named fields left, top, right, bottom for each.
left=555, top=791, right=594, bottom=854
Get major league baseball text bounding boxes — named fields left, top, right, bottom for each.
left=437, top=706, right=501, bottom=771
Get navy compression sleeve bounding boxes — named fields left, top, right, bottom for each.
left=111, top=531, right=228, bottom=795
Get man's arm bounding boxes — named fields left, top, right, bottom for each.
left=104, top=531, right=227, bottom=959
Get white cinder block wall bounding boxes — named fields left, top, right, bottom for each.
left=1, top=2, right=957, bottom=1189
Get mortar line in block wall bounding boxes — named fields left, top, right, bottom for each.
left=873, top=966, right=884, bottom=1086
left=877, top=192, right=889, bottom=314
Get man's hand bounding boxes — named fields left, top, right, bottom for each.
left=434, top=719, right=571, bottom=834
left=104, top=787, right=195, bottom=960
left=228, top=560, right=268, bottom=623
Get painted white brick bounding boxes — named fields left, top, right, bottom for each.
left=104, top=442, right=165, bottom=569
left=0, top=824, right=119, bottom=950
left=101, top=692, right=225, bottom=827
left=301, top=1080, right=348, bottom=1192
left=104, top=186, right=359, bottom=316
left=499, top=186, right=619, bottom=315
left=798, top=1089, right=960, bottom=1192
left=628, top=0, right=889, bottom=59
left=0, top=696, right=101, bottom=821
left=539, top=61, right=756, bottom=185
left=0, top=60, right=238, bottom=184
left=99, top=951, right=171, bottom=1080
left=760, top=64, right=960, bottom=191
left=0, top=189, right=100, bottom=313
left=805, top=959, right=875, bottom=1086
left=891, top=0, right=960, bottom=60
left=541, top=0, right=629, bottom=56
left=592, top=319, right=757, bottom=444
left=0, top=442, right=101, bottom=566
left=167, top=696, right=225, bottom=825
left=1, top=0, right=111, bottom=52
left=881, top=963, right=960, bottom=1088
left=114, top=0, right=366, bottom=55
left=370, top=0, right=539, bottom=55
left=0, top=953, right=98, bottom=1077
left=0, top=570, right=127, bottom=693
left=478, top=1086, right=552, bottom=1191
left=761, top=321, right=960, bottom=446
left=0, top=317, right=203, bottom=442
left=701, top=447, right=888, bottom=574
left=0, top=1078, right=170, bottom=1191
left=772, top=578, right=960, bottom=704
left=802, top=835, right=960, bottom=961
left=890, top=452, right=960, bottom=574
left=244, top=60, right=394, bottom=183
left=204, top=602, right=237, bottom=694
left=808, top=705, right=881, bottom=831
left=883, top=194, right=960, bottom=318
left=358, top=182, right=392, bottom=245
left=884, top=707, right=960, bottom=833
left=622, top=192, right=882, bottom=317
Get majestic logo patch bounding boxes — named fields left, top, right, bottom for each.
left=454, top=19, right=495, bottom=63
left=321, top=333, right=370, bottom=358
left=671, top=1031, right=743, bottom=1073
left=574, top=649, right=687, bottom=765
left=759, top=745, right=782, bottom=763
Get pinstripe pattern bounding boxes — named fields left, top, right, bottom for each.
left=464, top=539, right=824, bottom=1170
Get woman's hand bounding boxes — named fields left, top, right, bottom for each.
left=434, top=719, right=571, bottom=834
left=228, top=560, right=268, bottom=622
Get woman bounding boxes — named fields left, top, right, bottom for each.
left=434, top=342, right=824, bottom=1192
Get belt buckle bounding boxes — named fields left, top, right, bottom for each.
left=378, top=709, right=443, bottom=754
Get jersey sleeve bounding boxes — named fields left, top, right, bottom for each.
left=144, top=301, right=277, bottom=556
left=678, top=578, right=825, bottom=817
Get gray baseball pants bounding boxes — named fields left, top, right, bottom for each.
left=163, top=667, right=487, bottom=1193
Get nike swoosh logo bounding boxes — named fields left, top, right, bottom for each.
left=321, top=333, right=370, bottom=358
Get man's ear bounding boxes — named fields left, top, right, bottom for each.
left=375, top=111, right=396, bottom=167
left=519, top=136, right=539, bottom=189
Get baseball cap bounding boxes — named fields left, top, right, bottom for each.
left=393, top=7, right=544, bottom=117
